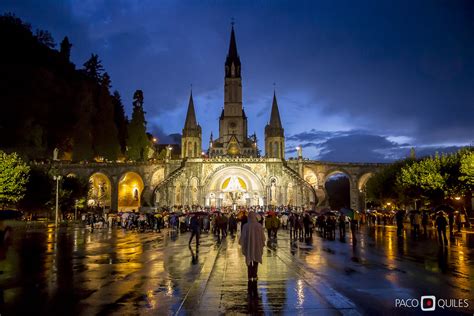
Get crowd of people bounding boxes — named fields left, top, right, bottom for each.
left=393, top=208, right=470, bottom=246
left=80, top=204, right=470, bottom=250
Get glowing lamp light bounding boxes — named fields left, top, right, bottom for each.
left=454, top=196, right=461, bottom=201
left=152, top=137, right=157, bottom=143
left=386, top=202, right=392, bottom=206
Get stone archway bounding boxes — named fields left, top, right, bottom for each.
left=203, top=166, right=265, bottom=208
left=357, top=172, right=374, bottom=211
left=324, top=170, right=351, bottom=210
left=319, top=169, right=354, bottom=210
left=88, top=172, right=112, bottom=210
left=118, top=172, right=145, bottom=212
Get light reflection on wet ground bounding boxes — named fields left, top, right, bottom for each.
left=0, top=223, right=473, bottom=315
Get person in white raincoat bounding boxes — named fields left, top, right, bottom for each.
left=239, top=211, right=266, bottom=297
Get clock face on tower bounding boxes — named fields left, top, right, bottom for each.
left=229, top=121, right=236, bottom=128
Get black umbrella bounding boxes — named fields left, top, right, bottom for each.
left=434, top=205, right=455, bottom=213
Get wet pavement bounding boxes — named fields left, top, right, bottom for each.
left=0, top=222, right=473, bottom=315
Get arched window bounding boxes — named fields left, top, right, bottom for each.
left=188, top=141, right=192, bottom=157
left=194, top=142, right=197, bottom=158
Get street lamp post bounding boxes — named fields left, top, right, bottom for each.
left=53, top=175, right=62, bottom=227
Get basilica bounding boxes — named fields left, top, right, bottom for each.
left=158, top=25, right=311, bottom=209
left=56, top=26, right=381, bottom=212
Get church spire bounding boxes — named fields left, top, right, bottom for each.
left=228, top=24, right=239, bottom=60
left=225, top=23, right=241, bottom=77
left=184, top=90, right=198, bottom=130
left=269, top=91, right=283, bottom=129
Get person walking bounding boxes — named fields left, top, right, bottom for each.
left=448, top=212, right=454, bottom=236
left=456, top=211, right=462, bottom=233
left=221, top=213, right=229, bottom=237
left=436, top=212, right=448, bottom=246
left=239, top=211, right=266, bottom=298
left=395, top=209, right=405, bottom=237
left=265, top=214, right=273, bottom=240
left=281, top=213, right=288, bottom=230
left=413, top=211, right=421, bottom=238
left=272, top=215, right=280, bottom=240
left=289, top=213, right=296, bottom=239
left=189, top=215, right=201, bottom=247
left=338, top=214, right=346, bottom=240
left=303, top=213, right=312, bottom=239
left=228, top=213, right=237, bottom=236
left=422, top=210, right=429, bottom=235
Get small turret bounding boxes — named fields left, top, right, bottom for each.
left=181, top=91, right=202, bottom=158
left=265, top=91, right=285, bottom=159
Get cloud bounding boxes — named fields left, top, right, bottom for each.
left=286, top=129, right=466, bottom=162
left=149, top=125, right=181, bottom=144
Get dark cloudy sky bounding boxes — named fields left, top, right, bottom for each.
left=2, top=0, right=473, bottom=162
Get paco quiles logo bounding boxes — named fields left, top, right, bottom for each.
left=395, top=296, right=469, bottom=311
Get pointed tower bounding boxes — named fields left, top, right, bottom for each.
left=209, top=23, right=258, bottom=158
left=265, top=91, right=285, bottom=159
left=219, top=24, right=247, bottom=146
left=181, top=91, right=202, bottom=158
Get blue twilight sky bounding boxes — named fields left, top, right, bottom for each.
left=2, top=0, right=473, bottom=162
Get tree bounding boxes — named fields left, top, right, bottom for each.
left=35, top=29, right=55, bottom=48
left=157, top=148, right=167, bottom=160
left=366, top=158, right=414, bottom=207
left=72, top=85, right=95, bottom=161
left=439, top=151, right=465, bottom=197
left=59, top=176, right=88, bottom=214
left=92, top=73, right=120, bottom=161
left=82, top=53, right=104, bottom=83
left=0, top=151, right=30, bottom=207
left=60, top=36, right=72, bottom=61
left=459, top=150, right=474, bottom=212
left=18, top=168, right=52, bottom=212
left=112, top=91, right=128, bottom=155
left=127, top=90, right=150, bottom=161
left=459, top=150, right=474, bottom=188
left=397, top=155, right=445, bottom=205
